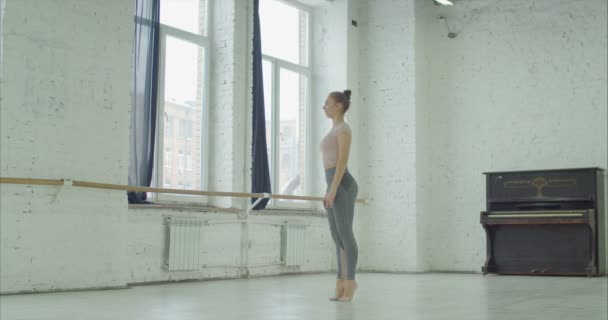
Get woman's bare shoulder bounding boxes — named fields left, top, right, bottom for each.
left=336, top=123, right=352, bottom=135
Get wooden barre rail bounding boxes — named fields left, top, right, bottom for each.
left=0, top=177, right=368, bottom=204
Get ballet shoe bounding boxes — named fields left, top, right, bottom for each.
left=329, top=279, right=344, bottom=301
left=338, top=280, right=357, bottom=302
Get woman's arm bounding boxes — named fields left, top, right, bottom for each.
left=325, top=131, right=352, bottom=207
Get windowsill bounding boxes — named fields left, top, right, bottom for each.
left=129, top=202, right=241, bottom=214
left=128, top=202, right=326, bottom=217
left=252, top=207, right=326, bottom=217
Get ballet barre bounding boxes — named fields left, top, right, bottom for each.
left=0, top=177, right=369, bottom=204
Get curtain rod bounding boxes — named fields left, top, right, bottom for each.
left=0, top=177, right=368, bottom=204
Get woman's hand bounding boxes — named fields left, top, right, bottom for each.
left=324, top=189, right=337, bottom=209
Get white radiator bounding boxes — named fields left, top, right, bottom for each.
left=281, top=224, right=307, bottom=267
left=164, top=217, right=204, bottom=271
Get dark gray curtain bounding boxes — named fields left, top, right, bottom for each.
left=251, top=0, right=271, bottom=209
left=129, top=0, right=160, bottom=204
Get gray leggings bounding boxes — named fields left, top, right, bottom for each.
left=325, top=167, right=359, bottom=280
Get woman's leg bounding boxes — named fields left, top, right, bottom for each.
left=340, top=248, right=347, bottom=280
left=327, top=207, right=345, bottom=300
left=333, top=182, right=359, bottom=301
left=327, top=207, right=343, bottom=279
left=334, top=184, right=358, bottom=280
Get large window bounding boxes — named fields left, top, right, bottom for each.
left=155, top=0, right=209, bottom=202
left=259, top=0, right=311, bottom=207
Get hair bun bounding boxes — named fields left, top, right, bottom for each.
left=343, top=89, right=352, bottom=101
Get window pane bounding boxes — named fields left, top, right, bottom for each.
left=262, top=59, right=274, bottom=185
left=161, top=0, right=207, bottom=35
left=278, top=68, right=307, bottom=199
left=164, top=148, right=172, bottom=168
left=162, top=36, right=205, bottom=192
left=165, top=115, right=173, bottom=136
left=259, top=0, right=308, bottom=65
left=164, top=36, right=203, bottom=104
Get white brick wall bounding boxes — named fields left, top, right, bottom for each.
left=415, top=0, right=607, bottom=271
left=355, top=0, right=420, bottom=272
left=209, top=0, right=244, bottom=208
left=0, top=0, right=133, bottom=293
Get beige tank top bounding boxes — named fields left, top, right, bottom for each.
left=320, top=123, right=352, bottom=169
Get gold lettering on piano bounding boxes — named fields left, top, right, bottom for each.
left=504, top=177, right=577, bottom=197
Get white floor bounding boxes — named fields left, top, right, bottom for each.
left=1, top=273, right=607, bottom=320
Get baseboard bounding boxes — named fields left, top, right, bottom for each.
left=0, top=284, right=129, bottom=296
left=358, top=269, right=428, bottom=274
left=428, top=270, right=482, bottom=274
left=128, top=270, right=335, bottom=287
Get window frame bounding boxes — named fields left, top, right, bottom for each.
left=260, top=0, right=313, bottom=209
left=152, top=0, right=211, bottom=204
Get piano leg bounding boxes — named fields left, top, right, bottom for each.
left=586, top=212, right=598, bottom=276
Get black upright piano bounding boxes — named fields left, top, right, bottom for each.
left=480, top=168, right=605, bottom=276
